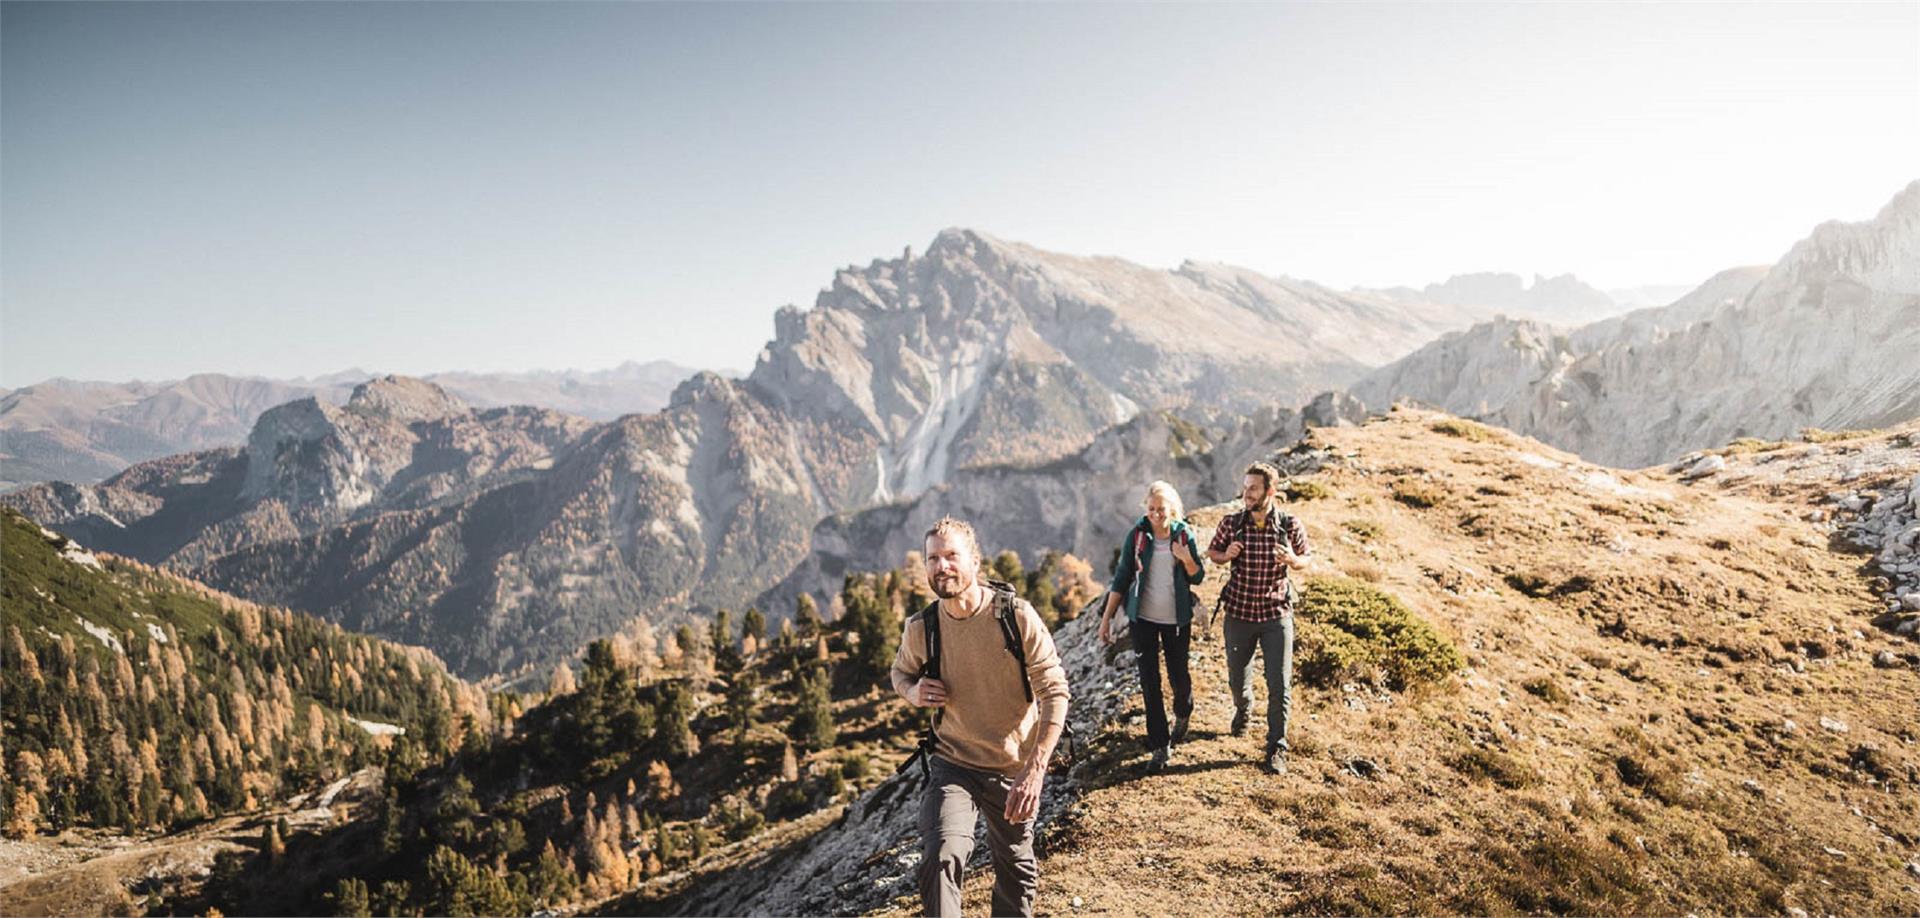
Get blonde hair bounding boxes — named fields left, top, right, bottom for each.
left=1143, top=480, right=1184, bottom=521
left=923, top=516, right=981, bottom=559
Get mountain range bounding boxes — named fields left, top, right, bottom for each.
left=9, top=182, right=1918, bottom=684
left=1, top=231, right=1484, bottom=680
left=0, top=360, right=707, bottom=490
left=1351, top=181, right=1920, bottom=468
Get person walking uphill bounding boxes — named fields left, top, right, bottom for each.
left=892, top=516, right=1071, bottom=918
left=1098, top=480, right=1205, bottom=773
left=1207, top=461, right=1312, bottom=775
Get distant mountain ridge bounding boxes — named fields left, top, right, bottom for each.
left=1352, top=181, right=1920, bottom=468
left=1360, top=270, right=1646, bottom=327
left=0, top=360, right=711, bottom=490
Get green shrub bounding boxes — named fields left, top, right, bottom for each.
left=1391, top=479, right=1446, bottom=509
left=1431, top=418, right=1496, bottom=442
left=1343, top=519, right=1383, bottom=542
left=1522, top=676, right=1570, bottom=704
left=1716, top=437, right=1789, bottom=455
left=1800, top=426, right=1881, bottom=443
left=1449, top=747, right=1540, bottom=789
left=1285, top=479, right=1332, bottom=501
left=1295, top=576, right=1464, bottom=691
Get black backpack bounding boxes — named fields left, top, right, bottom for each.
left=897, top=579, right=1069, bottom=781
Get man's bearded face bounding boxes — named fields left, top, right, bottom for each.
left=925, top=533, right=979, bottom=599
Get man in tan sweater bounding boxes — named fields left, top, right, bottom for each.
left=891, top=517, right=1071, bottom=918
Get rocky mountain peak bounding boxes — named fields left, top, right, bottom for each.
left=668, top=370, right=737, bottom=410
left=1769, top=179, right=1920, bottom=295
left=344, top=375, right=468, bottom=423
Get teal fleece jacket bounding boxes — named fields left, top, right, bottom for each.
left=1106, top=516, right=1206, bottom=626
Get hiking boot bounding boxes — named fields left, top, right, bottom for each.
left=1148, top=746, right=1170, bottom=773
left=1263, top=748, right=1288, bottom=775
left=1230, top=708, right=1249, bottom=737
left=1170, top=714, right=1190, bottom=745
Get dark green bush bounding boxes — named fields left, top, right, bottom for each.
left=1296, top=576, right=1464, bottom=691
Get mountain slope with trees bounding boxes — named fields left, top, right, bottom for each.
left=0, top=507, right=488, bottom=845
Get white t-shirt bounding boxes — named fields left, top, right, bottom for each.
left=1137, top=537, right=1179, bottom=625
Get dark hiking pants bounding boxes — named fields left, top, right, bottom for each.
left=918, top=755, right=1037, bottom=917
left=1130, top=620, right=1192, bottom=750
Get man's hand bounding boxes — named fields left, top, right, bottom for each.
left=911, top=677, right=948, bottom=707
left=1225, top=541, right=1244, bottom=561
left=1279, top=546, right=1306, bottom=569
left=1098, top=615, right=1117, bottom=646
left=1003, top=761, right=1045, bottom=823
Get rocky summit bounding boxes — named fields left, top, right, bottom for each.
left=749, top=228, right=1486, bottom=507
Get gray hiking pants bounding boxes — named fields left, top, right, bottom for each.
left=1224, top=614, right=1294, bottom=753
left=918, top=755, right=1037, bottom=917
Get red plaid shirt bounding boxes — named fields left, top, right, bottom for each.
left=1208, top=504, right=1310, bottom=622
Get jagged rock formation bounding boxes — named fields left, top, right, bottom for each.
left=0, top=361, right=705, bottom=490
left=1351, top=181, right=1920, bottom=468
left=750, top=229, right=1485, bottom=507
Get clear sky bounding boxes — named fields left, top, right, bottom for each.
left=3, top=1, right=1916, bottom=387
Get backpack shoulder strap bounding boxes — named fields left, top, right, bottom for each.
left=918, top=600, right=942, bottom=679
left=898, top=599, right=945, bottom=782
left=986, top=582, right=1034, bottom=704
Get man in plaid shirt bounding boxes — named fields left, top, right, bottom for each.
left=1206, top=461, right=1311, bottom=774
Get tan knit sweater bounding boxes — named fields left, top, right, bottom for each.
left=890, top=595, right=1071, bottom=776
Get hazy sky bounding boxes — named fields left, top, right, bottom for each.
left=3, top=2, right=1916, bottom=387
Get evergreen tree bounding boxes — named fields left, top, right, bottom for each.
left=741, top=607, right=767, bottom=651
left=795, top=593, right=823, bottom=639
left=530, top=840, right=576, bottom=906
left=840, top=574, right=900, bottom=683
left=791, top=667, right=836, bottom=751
left=424, top=844, right=523, bottom=917
left=724, top=668, right=758, bottom=745
left=653, top=682, right=697, bottom=759
left=991, top=549, right=1025, bottom=587
left=325, top=877, right=372, bottom=918
left=710, top=609, right=739, bottom=674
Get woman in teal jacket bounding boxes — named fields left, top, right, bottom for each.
left=1098, top=480, right=1205, bottom=771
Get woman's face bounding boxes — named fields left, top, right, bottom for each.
left=1146, top=493, right=1172, bottom=529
